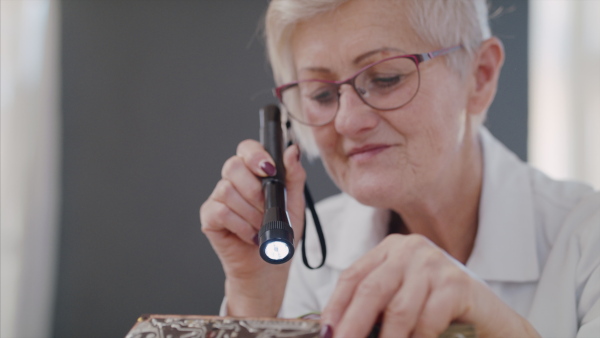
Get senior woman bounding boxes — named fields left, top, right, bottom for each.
left=200, top=0, right=600, bottom=337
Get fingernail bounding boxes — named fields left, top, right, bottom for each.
left=260, top=161, right=276, bottom=176
left=296, top=144, right=302, bottom=162
left=252, top=234, right=259, bottom=246
left=320, top=324, right=332, bottom=338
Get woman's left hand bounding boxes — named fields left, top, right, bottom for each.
left=319, top=234, right=540, bottom=338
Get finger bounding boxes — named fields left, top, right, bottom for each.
left=378, top=269, right=431, bottom=338
left=236, top=139, right=276, bottom=177
left=377, top=238, right=441, bottom=337
left=211, top=179, right=263, bottom=233
left=412, top=268, right=469, bottom=338
left=320, top=239, right=391, bottom=328
left=200, top=198, right=259, bottom=246
left=221, top=155, right=265, bottom=213
left=333, top=256, right=405, bottom=338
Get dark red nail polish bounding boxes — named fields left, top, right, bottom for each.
left=320, top=324, right=332, bottom=338
left=252, top=234, right=259, bottom=246
left=260, top=161, right=276, bottom=176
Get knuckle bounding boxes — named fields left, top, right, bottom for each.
left=200, top=209, right=217, bottom=234
left=200, top=199, right=219, bottom=228
left=200, top=199, right=222, bottom=230
left=200, top=221, right=210, bottom=234
left=404, top=233, right=430, bottom=249
left=211, top=202, right=231, bottom=225
left=199, top=201, right=210, bottom=225
left=291, top=165, right=307, bottom=182
left=236, top=139, right=257, bottom=154
left=384, top=299, right=411, bottom=319
left=356, top=280, right=383, bottom=298
left=381, top=233, right=403, bottom=246
left=339, top=266, right=362, bottom=284
left=440, top=267, right=467, bottom=287
left=237, top=139, right=267, bottom=163
left=421, top=249, right=446, bottom=269
left=215, top=179, right=235, bottom=201
left=221, top=156, right=244, bottom=178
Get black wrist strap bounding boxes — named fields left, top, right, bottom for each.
left=301, top=183, right=327, bottom=269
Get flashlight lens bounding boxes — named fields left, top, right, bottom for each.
left=264, top=241, right=290, bottom=261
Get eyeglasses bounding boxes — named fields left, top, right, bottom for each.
left=274, top=45, right=462, bottom=126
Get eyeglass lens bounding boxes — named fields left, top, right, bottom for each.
left=281, top=57, right=420, bottom=126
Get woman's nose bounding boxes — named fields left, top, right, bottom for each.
left=334, top=84, right=378, bottom=135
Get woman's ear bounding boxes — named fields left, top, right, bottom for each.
left=466, top=37, right=505, bottom=118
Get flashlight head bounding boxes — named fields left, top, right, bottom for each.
left=261, top=239, right=293, bottom=263
left=264, top=241, right=290, bottom=260
left=259, top=216, right=294, bottom=264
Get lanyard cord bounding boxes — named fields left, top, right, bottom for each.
left=302, top=183, right=327, bottom=269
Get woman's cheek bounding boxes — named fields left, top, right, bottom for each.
left=311, top=128, right=347, bottom=187
left=312, top=125, right=337, bottom=151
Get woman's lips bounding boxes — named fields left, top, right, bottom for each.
left=347, top=144, right=391, bottom=162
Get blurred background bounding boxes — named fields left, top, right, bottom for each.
left=1, top=0, right=598, bottom=337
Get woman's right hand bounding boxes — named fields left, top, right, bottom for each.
left=199, top=139, right=306, bottom=317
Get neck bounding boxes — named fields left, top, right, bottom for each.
left=392, top=130, right=483, bottom=264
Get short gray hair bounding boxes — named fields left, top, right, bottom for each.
left=264, top=0, right=492, bottom=158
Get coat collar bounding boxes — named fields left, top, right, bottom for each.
left=466, top=128, right=540, bottom=282
left=308, top=128, right=540, bottom=282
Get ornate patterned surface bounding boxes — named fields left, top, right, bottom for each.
left=125, top=315, right=321, bottom=338
left=125, top=314, right=476, bottom=338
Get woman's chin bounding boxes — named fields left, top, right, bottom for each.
left=343, top=176, right=404, bottom=209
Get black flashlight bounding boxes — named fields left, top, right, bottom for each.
left=258, top=105, right=295, bottom=264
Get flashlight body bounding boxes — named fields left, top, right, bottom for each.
left=259, top=105, right=295, bottom=264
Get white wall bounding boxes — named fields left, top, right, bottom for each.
left=0, top=1, right=61, bottom=337
left=529, top=0, right=600, bottom=189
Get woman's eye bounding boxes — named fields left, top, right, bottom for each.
left=371, top=74, right=401, bottom=88
left=310, top=88, right=336, bottom=104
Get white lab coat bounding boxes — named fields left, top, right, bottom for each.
left=280, top=128, right=600, bottom=337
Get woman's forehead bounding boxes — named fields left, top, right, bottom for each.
left=290, top=1, right=421, bottom=71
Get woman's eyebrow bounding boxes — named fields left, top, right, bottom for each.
left=298, top=47, right=406, bottom=74
left=353, top=47, right=405, bottom=65
left=298, top=66, right=332, bottom=74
